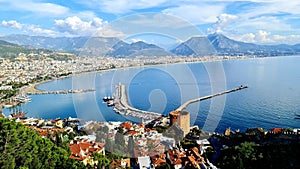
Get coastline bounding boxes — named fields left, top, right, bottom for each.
left=4, top=55, right=300, bottom=132
left=22, top=55, right=251, bottom=95
left=22, top=75, right=74, bottom=95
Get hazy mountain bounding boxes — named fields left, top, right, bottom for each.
left=1, top=34, right=300, bottom=57
left=0, top=39, right=75, bottom=60
left=0, top=34, right=120, bottom=55
left=172, top=33, right=300, bottom=56
left=107, top=41, right=173, bottom=57
left=171, top=36, right=216, bottom=56
left=0, top=40, right=18, bottom=46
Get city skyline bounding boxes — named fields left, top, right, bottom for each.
left=0, top=0, right=300, bottom=45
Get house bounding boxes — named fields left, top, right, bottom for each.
left=270, top=128, right=282, bottom=134
left=167, top=148, right=184, bottom=169
left=69, top=140, right=105, bottom=166
left=151, top=154, right=166, bottom=167
left=138, top=156, right=152, bottom=169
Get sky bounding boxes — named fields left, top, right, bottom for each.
left=1, top=0, right=300, bottom=45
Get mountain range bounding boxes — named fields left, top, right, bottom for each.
left=0, top=39, right=75, bottom=60
left=1, top=34, right=300, bottom=57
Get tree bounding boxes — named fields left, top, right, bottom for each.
left=115, top=130, right=125, bottom=148
left=92, top=152, right=111, bottom=168
left=127, top=136, right=135, bottom=157
left=0, top=118, right=83, bottom=168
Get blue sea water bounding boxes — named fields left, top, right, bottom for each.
left=4, top=56, right=300, bottom=133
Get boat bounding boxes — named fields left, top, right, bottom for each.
left=103, top=96, right=114, bottom=102
left=3, top=104, right=14, bottom=108
left=294, top=113, right=300, bottom=117
left=3, top=101, right=19, bottom=108
left=14, top=96, right=31, bottom=103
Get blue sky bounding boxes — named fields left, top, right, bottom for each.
left=1, top=0, right=300, bottom=44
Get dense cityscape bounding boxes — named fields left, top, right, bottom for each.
left=1, top=0, right=300, bottom=168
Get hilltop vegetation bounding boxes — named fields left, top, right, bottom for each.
left=0, top=118, right=84, bottom=169
left=1, top=34, right=300, bottom=57
left=0, top=40, right=75, bottom=61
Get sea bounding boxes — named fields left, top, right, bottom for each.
left=3, top=56, right=300, bottom=133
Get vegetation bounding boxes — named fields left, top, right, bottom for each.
left=0, top=40, right=75, bottom=61
left=217, top=141, right=300, bottom=169
left=0, top=118, right=84, bottom=169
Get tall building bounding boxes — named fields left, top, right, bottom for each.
left=169, top=110, right=190, bottom=136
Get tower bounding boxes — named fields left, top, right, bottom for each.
left=169, top=110, right=190, bottom=136
left=178, top=110, right=190, bottom=135
left=170, top=110, right=180, bottom=126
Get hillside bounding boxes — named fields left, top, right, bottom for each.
left=1, top=34, right=300, bottom=57
left=0, top=118, right=84, bottom=168
left=172, top=33, right=300, bottom=56
left=107, top=41, right=173, bottom=57
left=0, top=40, right=75, bottom=60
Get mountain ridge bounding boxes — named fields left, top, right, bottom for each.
left=1, top=34, right=300, bottom=57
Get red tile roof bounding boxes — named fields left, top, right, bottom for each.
left=69, top=141, right=104, bottom=161
left=271, top=128, right=282, bottom=133
left=120, top=122, right=132, bottom=130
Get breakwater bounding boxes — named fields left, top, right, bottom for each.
left=27, top=89, right=95, bottom=95
left=110, top=84, right=162, bottom=120
left=176, top=85, right=248, bottom=111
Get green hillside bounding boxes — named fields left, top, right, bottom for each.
left=0, top=40, right=75, bottom=61
left=0, top=118, right=84, bottom=168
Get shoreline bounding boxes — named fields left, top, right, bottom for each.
left=24, top=56, right=249, bottom=94
left=22, top=75, right=73, bottom=95
left=21, top=54, right=280, bottom=95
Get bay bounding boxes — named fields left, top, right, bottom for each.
left=4, top=56, right=300, bottom=133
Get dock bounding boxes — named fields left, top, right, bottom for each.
left=110, top=84, right=162, bottom=120
left=176, top=85, right=248, bottom=111
left=106, top=84, right=248, bottom=120
left=27, top=89, right=95, bottom=95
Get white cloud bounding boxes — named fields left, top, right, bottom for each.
left=1, top=19, right=57, bottom=36
left=128, top=38, right=147, bottom=43
left=54, top=16, right=124, bottom=37
left=238, top=33, right=256, bottom=43
left=230, top=30, right=272, bottom=43
left=1, top=20, right=23, bottom=29
left=255, top=30, right=272, bottom=42
left=230, top=30, right=300, bottom=44
left=26, top=25, right=57, bottom=36
left=94, top=26, right=125, bottom=38
left=163, top=4, right=225, bottom=24
left=78, top=0, right=167, bottom=14
left=235, top=16, right=292, bottom=32
left=55, top=16, right=97, bottom=35
left=0, top=0, right=69, bottom=16
left=207, top=13, right=238, bottom=34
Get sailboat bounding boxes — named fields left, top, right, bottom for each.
left=294, top=113, right=300, bottom=119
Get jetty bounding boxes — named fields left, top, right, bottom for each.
left=106, top=84, right=248, bottom=120
left=176, top=85, right=248, bottom=111
left=108, top=84, right=162, bottom=120
left=27, top=89, right=95, bottom=95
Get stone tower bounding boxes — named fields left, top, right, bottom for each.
left=169, top=110, right=190, bottom=136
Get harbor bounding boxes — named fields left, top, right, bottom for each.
left=26, top=89, right=96, bottom=95
left=104, top=84, right=162, bottom=120
left=104, top=84, right=248, bottom=121
left=176, top=85, right=248, bottom=111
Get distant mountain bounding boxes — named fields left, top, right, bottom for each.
left=0, top=39, right=74, bottom=60
left=107, top=41, right=173, bottom=57
left=171, top=37, right=216, bottom=56
left=1, top=34, right=300, bottom=57
left=0, top=35, right=120, bottom=55
left=171, top=33, right=300, bottom=56
left=0, top=40, right=18, bottom=46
